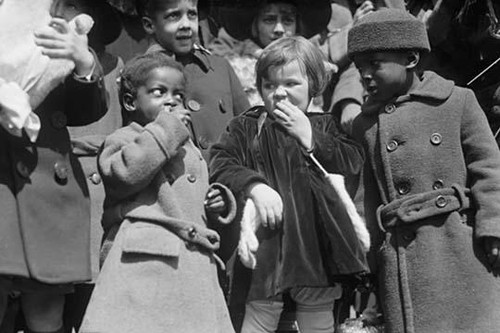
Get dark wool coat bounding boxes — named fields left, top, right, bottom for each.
left=145, top=43, right=250, bottom=160
left=353, top=71, right=500, bottom=333
left=80, top=112, right=235, bottom=333
left=210, top=107, right=369, bottom=302
left=0, top=72, right=106, bottom=284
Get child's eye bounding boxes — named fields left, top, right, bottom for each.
left=282, top=16, right=296, bottom=26
left=165, top=11, right=181, bottom=21
left=262, top=82, right=275, bottom=90
left=187, top=10, right=198, bottom=19
left=174, top=93, right=184, bottom=102
left=151, top=88, right=164, bottom=97
left=262, top=17, right=277, bottom=24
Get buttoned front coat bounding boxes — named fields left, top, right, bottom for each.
left=0, top=72, right=106, bottom=284
left=353, top=71, right=500, bottom=333
left=80, top=112, right=235, bottom=333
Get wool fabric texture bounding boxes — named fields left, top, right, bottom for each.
left=347, top=9, right=430, bottom=57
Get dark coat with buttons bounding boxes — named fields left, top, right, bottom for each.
left=145, top=43, right=250, bottom=160
left=0, top=72, right=107, bottom=284
left=80, top=112, right=235, bottom=333
left=353, top=71, right=500, bottom=333
left=210, top=107, right=369, bottom=302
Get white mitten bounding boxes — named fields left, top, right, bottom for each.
left=326, top=173, right=371, bottom=252
left=238, top=198, right=260, bottom=269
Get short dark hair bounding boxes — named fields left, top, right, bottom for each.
left=255, top=36, right=328, bottom=99
left=119, top=52, right=185, bottom=124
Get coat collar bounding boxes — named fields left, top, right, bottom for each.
left=362, top=71, right=455, bottom=115
left=145, top=42, right=213, bottom=72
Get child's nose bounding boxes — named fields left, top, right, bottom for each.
left=274, top=21, right=285, bottom=34
left=273, top=86, right=287, bottom=100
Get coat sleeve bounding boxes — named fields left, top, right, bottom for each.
left=460, top=89, right=500, bottom=239
left=209, top=116, right=267, bottom=199
left=99, top=112, right=190, bottom=202
left=64, top=49, right=107, bottom=126
left=309, top=114, right=365, bottom=176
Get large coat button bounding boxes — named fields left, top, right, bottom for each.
left=16, top=161, right=30, bottom=178
left=432, top=179, right=444, bottom=190
left=90, top=172, right=101, bottom=185
left=386, top=140, right=398, bottom=152
left=385, top=104, right=396, bottom=113
left=54, top=162, right=68, bottom=181
left=397, top=183, right=411, bottom=195
left=435, top=195, right=447, bottom=208
left=187, top=174, right=196, bottom=183
left=430, top=133, right=442, bottom=145
left=51, top=111, right=67, bottom=129
left=187, top=100, right=201, bottom=112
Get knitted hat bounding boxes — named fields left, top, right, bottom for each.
left=215, top=0, right=332, bottom=41
left=347, top=8, right=430, bottom=57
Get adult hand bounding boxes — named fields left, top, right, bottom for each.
left=246, top=183, right=283, bottom=230
left=34, top=17, right=94, bottom=77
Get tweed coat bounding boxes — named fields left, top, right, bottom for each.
left=210, top=107, right=369, bottom=303
left=80, top=112, right=235, bottom=333
left=145, top=43, right=250, bottom=160
left=0, top=71, right=106, bottom=284
left=353, top=71, right=500, bottom=333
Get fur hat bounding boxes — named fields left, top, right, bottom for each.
left=347, top=8, right=430, bottom=57
left=215, top=0, right=332, bottom=41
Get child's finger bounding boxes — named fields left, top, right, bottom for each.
left=266, top=206, right=276, bottom=230
left=273, top=109, right=289, bottom=123
left=206, top=188, right=221, bottom=199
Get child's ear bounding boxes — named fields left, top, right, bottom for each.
left=142, top=16, right=155, bottom=35
left=123, top=93, right=136, bottom=113
left=406, top=51, right=420, bottom=69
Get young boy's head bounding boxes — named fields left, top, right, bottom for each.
left=119, top=52, right=189, bottom=126
left=347, top=9, right=430, bottom=103
left=255, top=36, right=328, bottom=114
left=137, top=0, right=199, bottom=56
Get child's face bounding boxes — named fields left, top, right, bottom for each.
left=254, top=2, right=297, bottom=48
left=261, top=60, right=310, bottom=114
left=129, top=66, right=189, bottom=126
left=353, top=51, right=411, bottom=103
left=143, top=0, right=199, bottom=55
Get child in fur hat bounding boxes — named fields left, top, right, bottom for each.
left=349, top=8, right=500, bottom=333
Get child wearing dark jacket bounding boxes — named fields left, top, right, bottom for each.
left=349, top=8, right=500, bottom=333
left=210, top=36, right=369, bottom=333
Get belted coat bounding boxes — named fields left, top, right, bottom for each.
left=0, top=72, right=106, bottom=284
left=80, top=112, right=236, bottom=333
left=353, top=71, right=500, bottom=333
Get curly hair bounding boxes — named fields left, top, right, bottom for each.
left=119, top=51, right=185, bottom=124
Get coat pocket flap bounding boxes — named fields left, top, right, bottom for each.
left=122, top=223, right=181, bottom=257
